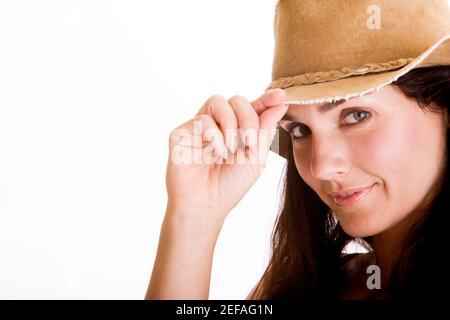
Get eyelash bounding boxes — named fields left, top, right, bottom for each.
left=285, top=110, right=372, bottom=140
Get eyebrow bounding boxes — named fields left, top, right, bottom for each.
left=281, top=100, right=347, bottom=121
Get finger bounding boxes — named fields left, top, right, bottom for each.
left=172, top=114, right=228, bottom=159
left=196, top=95, right=238, bottom=154
left=228, top=95, right=259, bottom=152
left=251, top=88, right=287, bottom=115
left=194, top=114, right=229, bottom=159
left=258, top=104, right=289, bottom=152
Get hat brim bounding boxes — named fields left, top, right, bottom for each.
left=270, top=34, right=450, bottom=159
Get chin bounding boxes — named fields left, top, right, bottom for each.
left=339, top=220, right=383, bottom=238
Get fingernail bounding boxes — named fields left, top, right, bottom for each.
left=222, top=144, right=228, bottom=159
left=266, top=88, right=284, bottom=94
left=228, top=136, right=235, bottom=154
left=211, top=139, right=226, bottom=159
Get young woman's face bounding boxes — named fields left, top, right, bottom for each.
left=283, top=85, right=446, bottom=237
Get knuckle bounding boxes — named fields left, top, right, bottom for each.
left=228, top=95, right=247, bottom=104
left=169, top=127, right=184, bottom=144
left=228, top=96, right=257, bottom=122
left=195, top=114, right=211, bottom=122
left=209, top=94, right=226, bottom=102
left=208, top=94, right=227, bottom=107
left=204, top=94, right=228, bottom=115
left=194, top=115, right=219, bottom=132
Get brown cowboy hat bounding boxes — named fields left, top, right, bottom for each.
left=267, top=0, right=450, bottom=159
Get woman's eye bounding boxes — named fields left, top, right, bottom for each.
left=283, top=110, right=371, bottom=140
left=344, top=110, right=370, bottom=124
left=288, top=124, right=310, bottom=139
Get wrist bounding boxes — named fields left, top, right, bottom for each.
left=165, top=202, right=227, bottom=226
left=164, top=204, right=225, bottom=237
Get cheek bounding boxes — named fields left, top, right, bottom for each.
left=293, top=119, right=423, bottom=195
left=294, top=123, right=417, bottom=181
left=354, top=118, right=425, bottom=210
left=357, top=124, right=417, bottom=174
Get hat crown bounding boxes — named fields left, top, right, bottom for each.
left=272, top=0, right=450, bottom=81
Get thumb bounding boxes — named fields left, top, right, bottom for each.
left=259, top=103, right=288, bottom=131
left=258, top=103, right=289, bottom=152
left=251, top=88, right=287, bottom=115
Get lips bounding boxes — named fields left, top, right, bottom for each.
left=330, top=184, right=376, bottom=208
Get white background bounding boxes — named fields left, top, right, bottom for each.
left=0, top=0, right=282, bottom=299
left=1, top=0, right=449, bottom=299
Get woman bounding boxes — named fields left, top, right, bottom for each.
left=146, top=0, right=450, bottom=299
left=249, top=66, right=449, bottom=300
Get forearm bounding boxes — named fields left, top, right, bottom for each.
left=145, top=208, right=224, bottom=299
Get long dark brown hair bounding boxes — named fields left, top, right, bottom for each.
left=252, top=66, right=450, bottom=299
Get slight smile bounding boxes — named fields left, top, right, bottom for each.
left=331, top=184, right=376, bottom=208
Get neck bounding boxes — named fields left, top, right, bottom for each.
left=371, top=227, right=402, bottom=285
left=371, top=208, right=426, bottom=286
left=371, top=177, right=442, bottom=286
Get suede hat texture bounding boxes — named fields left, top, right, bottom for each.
left=268, top=0, right=450, bottom=159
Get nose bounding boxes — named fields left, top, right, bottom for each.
left=309, top=134, right=352, bottom=181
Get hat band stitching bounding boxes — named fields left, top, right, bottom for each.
left=267, top=57, right=415, bottom=90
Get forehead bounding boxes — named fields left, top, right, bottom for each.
left=282, top=100, right=347, bottom=121
left=282, top=90, right=385, bottom=120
